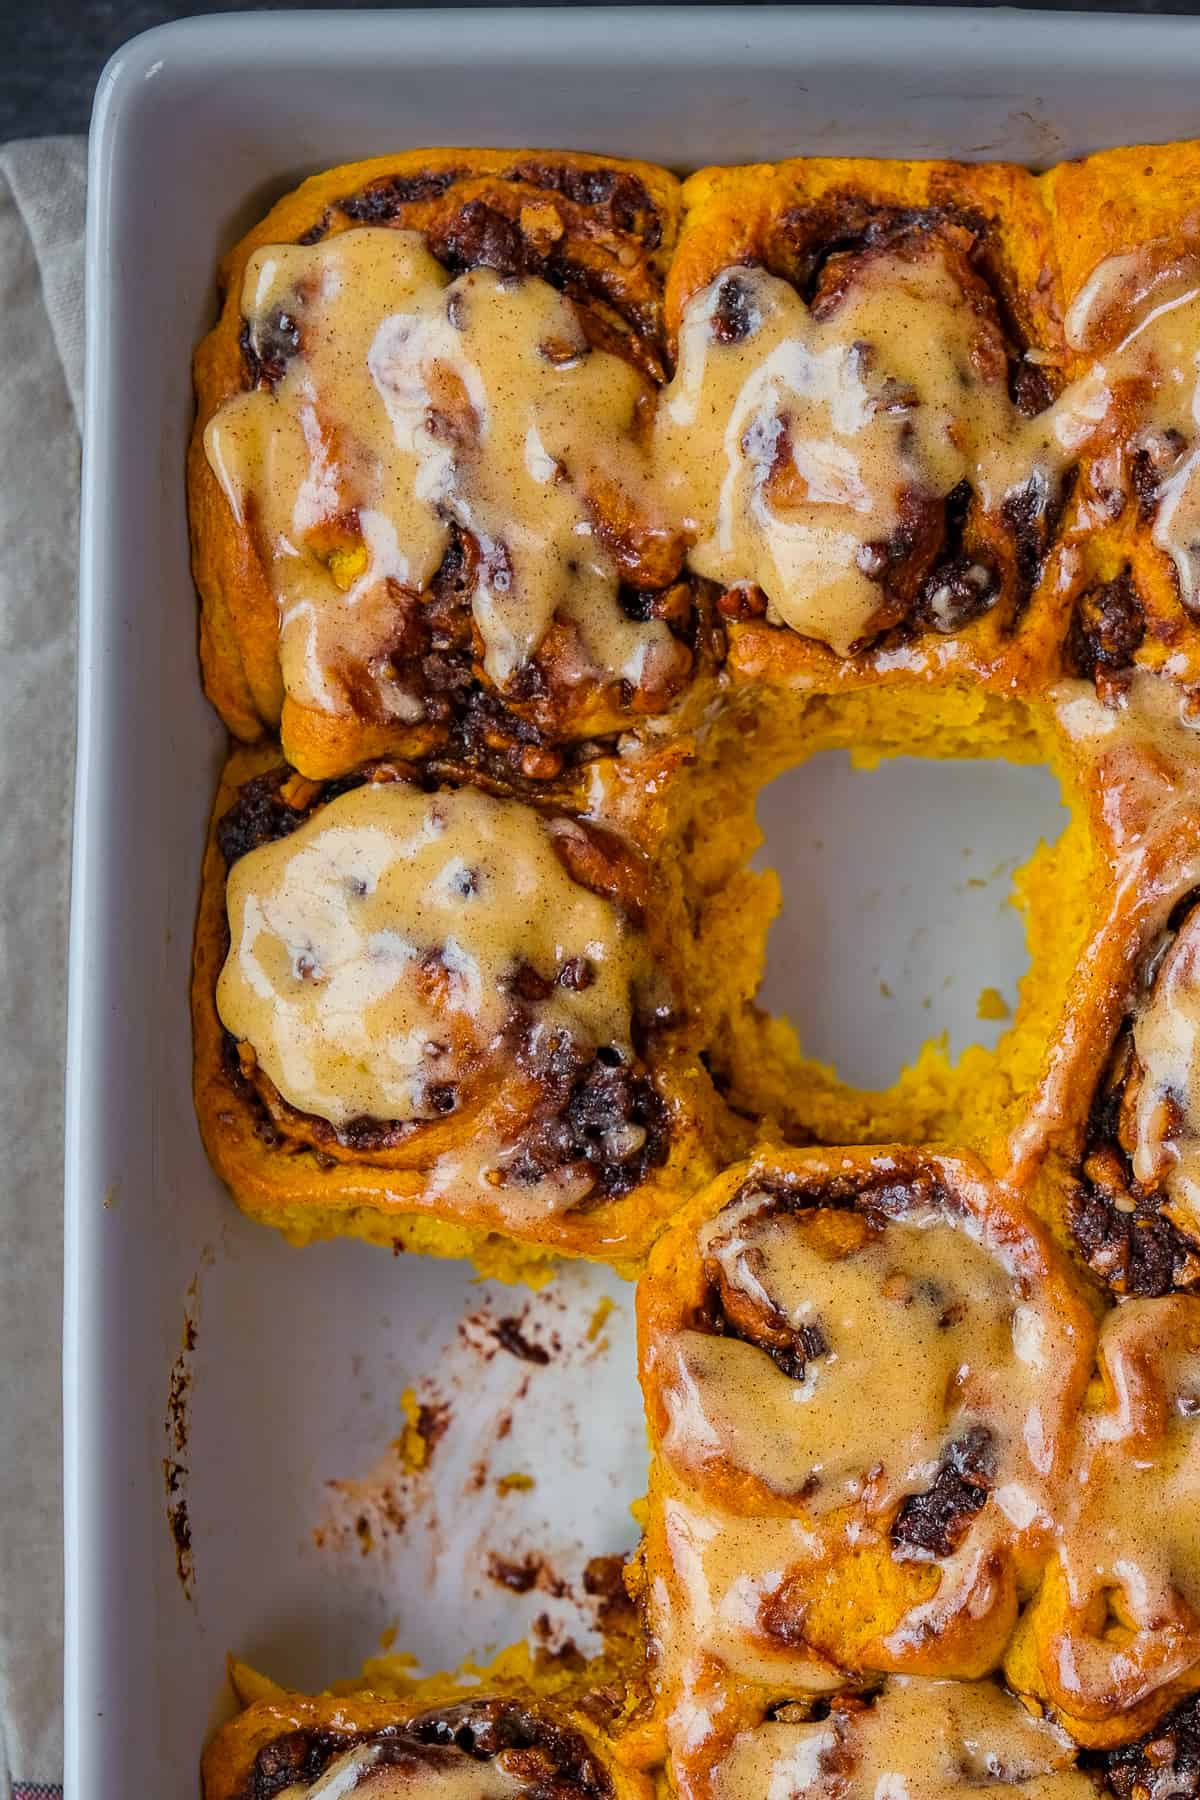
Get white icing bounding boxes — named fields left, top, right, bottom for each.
left=217, top=781, right=638, bottom=1128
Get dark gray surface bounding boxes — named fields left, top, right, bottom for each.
left=5, top=0, right=1199, bottom=145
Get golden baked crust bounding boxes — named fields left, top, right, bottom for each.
left=202, top=1648, right=653, bottom=1800
left=189, top=148, right=688, bottom=779
left=663, top=154, right=1067, bottom=693
left=1044, top=142, right=1200, bottom=694
left=634, top=1147, right=1096, bottom=1784
left=643, top=1675, right=1097, bottom=1800
left=1004, top=1292, right=1200, bottom=1745
left=192, top=743, right=741, bottom=1272
left=1006, top=674, right=1200, bottom=1295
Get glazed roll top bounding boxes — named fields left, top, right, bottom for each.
left=656, top=235, right=1067, bottom=654
left=214, top=763, right=670, bottom=1216
left=313, top=155, right=675, bottom=350
left=710, top=1680, right=1089, bottom=1800
left=218, top=777, right=641, bottom=1129
left=1071, top=883, right=1200, bottom=1297
left=639, top=1155, right=1096, bottom=1711
left=1061, top=243, right=1200, bottom=615
left=201, top=168, right=1200, bottom=737
left=205, top=227, right=688, bottom=730
left=1124, top=901, right=1200, bottom=1235
left=656, top=1167, right=1078, bottom=1535
left=1045, top=1295, right=1200, bottom=1718
left=656, top=155, right=1200, bottom=667
left=218, top=1697, right=614, bottom=1800
left=659, top=234, right=1200, bottom=660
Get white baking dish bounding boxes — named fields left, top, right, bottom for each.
left=69, top=9, right=1200, bottom=1793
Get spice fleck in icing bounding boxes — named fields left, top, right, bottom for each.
left=711, top=1679, right=1089, bottom=1800
left=217, top=781, right=640, bottom=1130
left=206, top=227, right=679, bottom=718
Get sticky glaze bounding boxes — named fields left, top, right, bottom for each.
left=1053, top=669, right=1200, bottom=863
left=1052, top=1296, right=1200, bottom=1712
left=275, top=1739, right=525, bottom=1800
left=207, top=228, right=1200, bottom=704
left=216, top=781, right=638, bottom=1128
left=711, top=1680, right=1089, bottom=1800
left=657, top=1185, right=1063, bottom=1525
left=1064, top=250, right=1200, bottom=608
left=205, top=227, right=677, bottom=716
left=656, top=242, right=1200, bottom=654
left=656, top=1494, right=838, bottom=1693
left=1129, top=907, right=1200, bottom=1240
left=655, top=258, right=1064, bottom=654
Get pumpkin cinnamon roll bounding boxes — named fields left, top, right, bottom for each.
left=190, top=150, right=698, bottom=780
left=1067, top=875, right=1200, bottom=1298
left=192, top=746, right=730, bottom=1270
left=635, top=1149, right=1095, bottom=1769
left=671, top=1676, right=1091, bottom=1800
left=1005, top=1294, right=1200, bottom=1746
left=202, top=1665, right=650, bottom=1800
left=657, top=156, right=1070, bottom=690
left=1046, top=142, right=1200, bottom=697
left=1007, top=712, right=1200, bottom=1293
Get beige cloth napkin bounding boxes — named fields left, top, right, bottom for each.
left=0, top=134, right=85, bottom=1799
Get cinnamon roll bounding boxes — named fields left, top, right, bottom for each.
left=681, top=1678, right=1092, bottom=1800
left=658, top=155, right=1068, bottom=688
left=203, top=1672, right=648, bottom=1800
left=1047, top=142, right=1200, bottom=699
left=1006, top=720, right=1200, bottom=1295
left=190, top=150, right=697, bottom=781
left=1069, top=881, right=1200, bottom=1297
left=1006, top=1295, right=1200, bottom=1744
left=635, top=1148, right=1095, bottom=1779
left=192, top=746, right=733, bottom=1267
